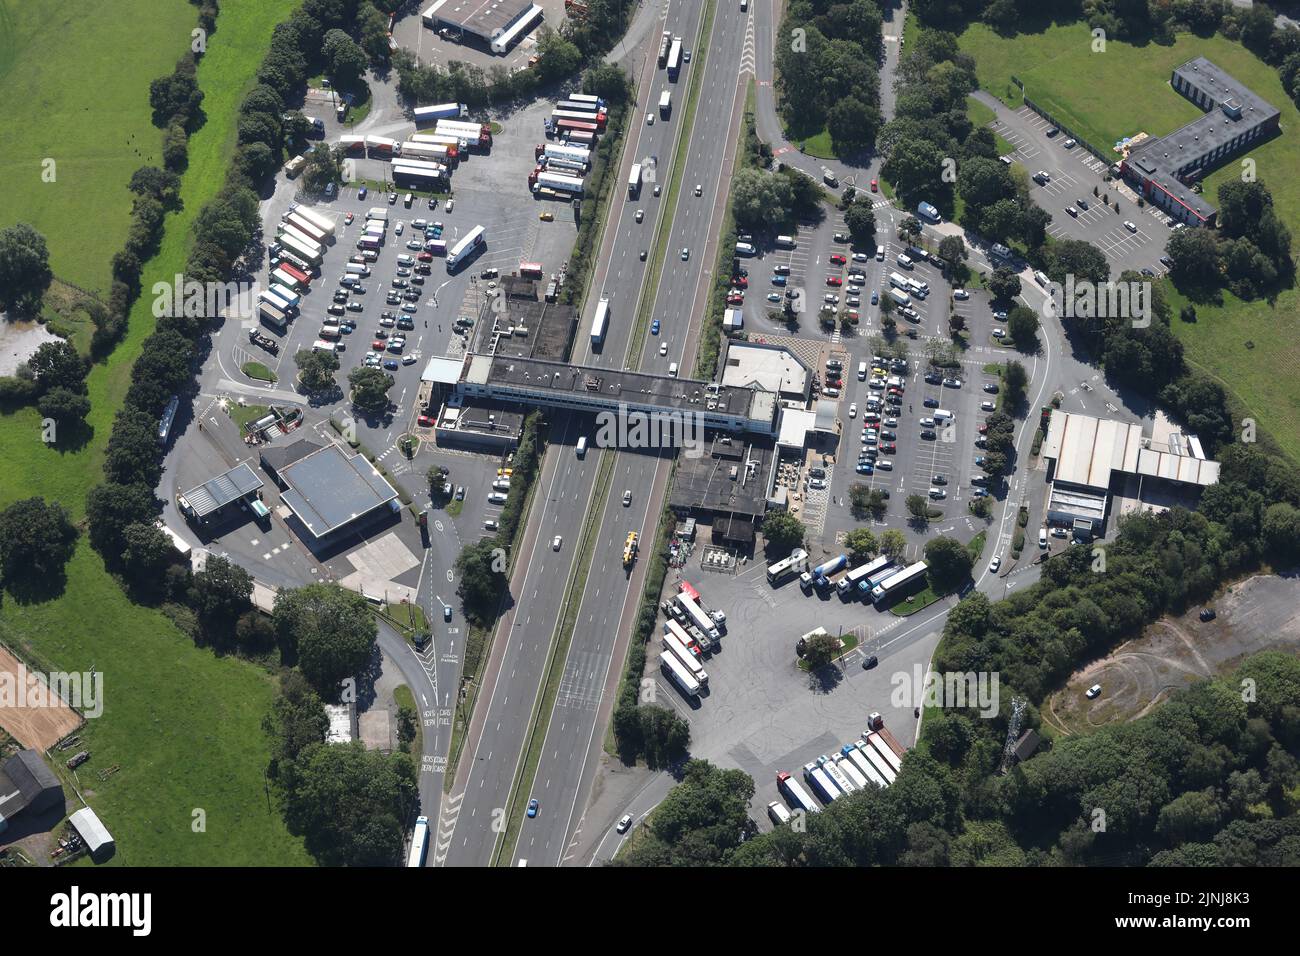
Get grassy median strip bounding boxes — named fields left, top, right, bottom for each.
left=626, top=0, right=717, bottom=369
left=492, top=447, right=617, bottom=865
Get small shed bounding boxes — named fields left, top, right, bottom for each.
left=68, top=806, right=115, bottom=860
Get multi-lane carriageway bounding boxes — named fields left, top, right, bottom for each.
left=437, top=0, right=756, bottom=867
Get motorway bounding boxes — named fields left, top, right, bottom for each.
left=438, top=0, right=744, bottom=866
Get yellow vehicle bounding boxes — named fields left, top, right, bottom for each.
left=497, top=468, right=513, bottom=477
left=539, top=211, right=554, bottom=222
left=623, top=531, right=639, bottom=567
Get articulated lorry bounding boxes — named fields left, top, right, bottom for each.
left=801, top=554, right=848, bottom=590
left=529, top=170, right=585, bottom=196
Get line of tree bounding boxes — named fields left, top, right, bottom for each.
left=773, top=0, right=885, bottom=156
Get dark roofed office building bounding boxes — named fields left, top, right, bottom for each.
left=0, top=750, right=63, bottom=827
left=1121, top=57, right=1280, bottom=227
left=275, top=443, right=400, bottom=539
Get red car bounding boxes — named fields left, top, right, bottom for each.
left=870, top=178, right=878, bottom=192
left=978, top=423, right=989, bottom=434
left=844, top=310, right=859, bottom=322
left=888, top=386, right=904, bottom=396
left=372, top=339, right=386, bottom=350
left=726, top=293, right=744, bottom=305
left=417, top=252, right=434, bottom=262
left=826, top=276, right=843, bottom=287
left=863, top=413, right=880, bottom=423
left=417, top=414, right=435, bottom=427
left=829, top=253, right=846, bottom=265
left=732, top=276, right=748, bottom=288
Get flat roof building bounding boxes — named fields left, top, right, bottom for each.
left=274, top=443, right=400, bottom=539
left=1040, top=410, right=1218, bottom=535
left=720, top=340, right=809, bottom=402
left=459, top=353, right=781, bottom=436
left=177, top=462, right=264, bottom=523
left=421, top=0, right=543, bottom=54
left=1122, top=58, right=1281, bottom=227
left=669, top=434, right=777, bottom=532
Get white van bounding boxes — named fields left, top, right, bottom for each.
left=492, top=478, right=511, bottom=491
left=775, top=235, right=797, bottom=249
left=668, top=362, right=678, bottom=377
left=576, top=436, right=588, bottom=458
left=767, top=801, right=792, bottom=826
left=345, top=263, right=370, bottom=277
left=1034, top=269, right=1049, bottom=287
left=858, top=361, right=868, bottom=381
left=934, top=409, right=954, bottom=422
left=876, top=244, right=885, bottom=261
left=735, top=242, right=756, bottom=256
left=896, top=253, right=913, bottom=269
left=888, top=288, right=910, bottom=306
left=311, top=340, right=337, bottom=354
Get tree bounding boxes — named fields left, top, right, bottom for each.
left=638, top=705, right=690, bottom=770
left=906, top=494, right=930, bottom=520
left=1003, top=360, right=1028, bottom=411
left=534, top=28, right=583, bottom=85
left=879, top=529, right=907, bottom=559
left=0, top=497, right=78, bottom=592
left=302, top=144, right=345, bottom=198
left=128, top=166, right=183, bottom=207
left=986, top=267, right=1021, bottom=302
left=0, top=223, right=54, bottom=313
left=192, top=554, right=254, bottom=640
left=37, top=387, right=91, bottom=427
left=848, top=483, right=886, bottom=519
left=1007, top=306, right=1039, bottom=352
left=938, top=235, right=966, bottom=271
left=844, top=200, right=877, bottom=244
left=584, top=62, right=630, bottom=104
left=761, top=511, right=805, bottom=554
left=349, top=366, right=394, bottom=412
left=86, top=482, right=158, bottom=556
left=273, top=584, right=378, bottom=698
left=296, top=348, right=340, bottom=391
left=148, top=70, right=202, bottom=127
left=1044, top=238, right=1110, bottom=285
left=731, top=168, right=796, bottom=231
left=455, top=540, right=506, bottom=626
left=263, top=670, right=329, bottom=780
left=280, top=741, right=418, bottom=866
left=323, top=29, right=369, bottom=88
left=104, top=407, right=164, bottom=487
left=827, top=96, right=878, bottom=155
left=923, top=536, right=973, bottom=594
left=1167, top=227, right=1221, bottom=286
left=357, top=4, right=393, bottom=64
left=802, top=631, right=841, bottom=669
left=119, top=521, right=176, bottom=586
left=844, top=528, right=878, bottom=564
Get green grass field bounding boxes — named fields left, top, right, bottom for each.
left=961, top=21, right=1300, bottom=463
left=0, top=0, right=198, bottom=295
left=0, top=0, right=307, bottom=866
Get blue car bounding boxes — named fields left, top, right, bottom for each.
left=871, top=290, right=879, bottom=305
left=857, top=463, right=874, bottom=474
left=358, top=186, right=368, bottom=199
left=771, top=274, right=788, bottom=286
left=527, top=798, right=539, bottom=818
left=651, top=319, right=660, bottom=335
left=974, top=456, right=986, bottom=466
left=972, top=488, right=989, bottom=498
left=383, top=359, right=399, bottom=370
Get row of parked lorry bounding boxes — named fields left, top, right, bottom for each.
left=769, top=714, right=906, bottom=822
left=657, top=580, right=728, bottom=699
